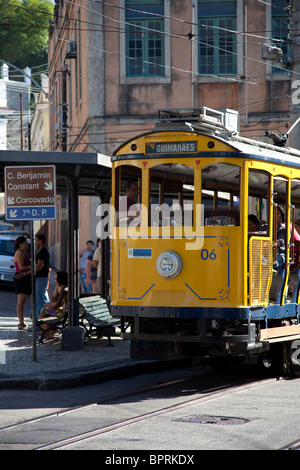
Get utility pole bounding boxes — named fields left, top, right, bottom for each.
left=61, top=65, right=69, bottom=152
left=59, top=63, right=83, bottom=350
left=60, top=66, right=69, bottom=273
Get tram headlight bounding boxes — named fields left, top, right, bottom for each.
left=156, top=251, right=182, bottom=279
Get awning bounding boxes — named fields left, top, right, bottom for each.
left=0, top=150, right=112, bottom=196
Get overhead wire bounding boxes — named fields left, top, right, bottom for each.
left=2, top=0, right=290, bottom=44
left=2, top=0, right=296, bottom=83
left=60, top=0, right=296, bottom=77
left=1, top=0, right=295, bottom=150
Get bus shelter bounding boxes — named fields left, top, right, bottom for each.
left=0, top=150, right=112, bottom=352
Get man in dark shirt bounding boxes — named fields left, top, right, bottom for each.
left=35, top=234, right=50, bottom=310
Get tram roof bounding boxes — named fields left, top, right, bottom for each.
left=0, top=149, right=112, bottom=196
left=114, top=125, right=300, bottom=169
left=226, top=135, right=300, bottom=167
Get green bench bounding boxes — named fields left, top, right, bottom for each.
left=79, top=296, right=120, bottom=346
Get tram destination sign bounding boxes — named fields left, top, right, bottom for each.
left=4, top=165, right=56, bottom=220
left=145, top=141, right=198, bottom=154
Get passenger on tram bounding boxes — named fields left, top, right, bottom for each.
left=119, top=180, right=140, bottom=226
left=125, top=180, right=139, bottom=211
left=248, top=214, right=260, bottom=233
left=274, top=206, right=287, bottom=269
left=273, top=206, right=300, bottom=269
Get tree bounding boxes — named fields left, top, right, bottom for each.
left=0, top=0, right=54, bottom=73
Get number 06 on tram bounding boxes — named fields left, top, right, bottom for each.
left=110, top=107, right=300, bottom=376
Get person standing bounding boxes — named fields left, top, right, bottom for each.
left=86, top=238, right=100, bottom=293
left=13, top=236, right=32, bottom=330
left=92, top=239, right=102, bottom=296
left=35, top=234, right=50, bottom=310
left=79, top=240, right=94, bottom=293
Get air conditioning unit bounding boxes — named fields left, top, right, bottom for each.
left=66, top=40, right=77, bottom=59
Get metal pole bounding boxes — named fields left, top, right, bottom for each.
left=62, top=66, right=68, bottom=152
left=30, top=222, right=37, bottom=361
left=66, top=176, right=79, bottom=327
left=20, top=93, right=23, bottom=151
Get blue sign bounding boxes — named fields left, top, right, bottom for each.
left=128, top=248, right=152, bottom=258
left=5, top=206, right=56, bottom=221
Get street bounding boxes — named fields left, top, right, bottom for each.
left=0, top=360, right=300, bottom=451
left=1, top=282, right=300, bottom=452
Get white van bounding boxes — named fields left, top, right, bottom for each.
left=0, top=236, right=16, bottom=283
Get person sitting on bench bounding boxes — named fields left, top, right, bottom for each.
left=37, top=271, right=68, bottom=340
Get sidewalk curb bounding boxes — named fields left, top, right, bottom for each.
left=0, top=358, right=190, bottom=390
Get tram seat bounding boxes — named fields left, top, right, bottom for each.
left=37, top=309, right=68, bottom=343
left=204, top=209, right=240, bottom=226
left=79, top=296, right=121, bottom=347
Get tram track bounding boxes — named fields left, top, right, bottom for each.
left=280, top=439, right=300, bottom=450
left=33, top=374, right=276, bottom=451
left=0, top=371, right=206, bottom=434
left=0, top=367, right=283, bottom=450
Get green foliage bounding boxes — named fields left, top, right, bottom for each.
left=0, top=0, right=54, bottom=71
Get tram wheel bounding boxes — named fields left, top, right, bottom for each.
left=259, top=344, right=284, bottom=376
left=282, top=340, right=300, bottom=377
left=210, top=356, right=230, bottom=373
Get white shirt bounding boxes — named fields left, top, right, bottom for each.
left=93, top=247, right=102, bottom=277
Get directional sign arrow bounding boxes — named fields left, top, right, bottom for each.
left=44, top=181, right=53, bottom=190
left=7, top=196, right=15, bottom=204
left=9, top=209, right=17, bottom=218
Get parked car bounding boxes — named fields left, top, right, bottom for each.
left=0, top=222, right=15, bottom=233
left=0, top=235, right=16, bottom=284
left=0, top=230, right=30, bottom=238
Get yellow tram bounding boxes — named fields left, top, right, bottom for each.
left=110, top=107, right=300, bottom=376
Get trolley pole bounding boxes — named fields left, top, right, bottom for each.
left=290, top=0, right=300, bottom=149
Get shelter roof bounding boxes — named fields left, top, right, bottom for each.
left=0, top=150, right=112, bottom=196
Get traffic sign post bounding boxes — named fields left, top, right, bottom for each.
left=4, top=165, right=56, bottom=221
left=4, top=165, right=57, bottom=361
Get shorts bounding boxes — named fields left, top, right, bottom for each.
left=14, top=273, right=32, bottom=295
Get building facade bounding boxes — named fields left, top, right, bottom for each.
left=48, top=0, right=294, bottom=247
left=48, top=0, right=293, bottom=156
left=30, top=74, right=50, bottom=152
left=0, top=64, right=31, bottom=152
left=0, top=64, right=31, bottom=228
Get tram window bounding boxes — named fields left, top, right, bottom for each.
left=114, top=165, right=142, bottom=226
left=288, top=180, right=300, bottom=291
left=248, top=170, right=270, bottom=234
left=202, top=162, right=240, bottom=226
left=291, top=179, right=300, bottom=219
left=149, top=164, right=194, bottom=226
left=273, top=177, right=288, bottom=237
